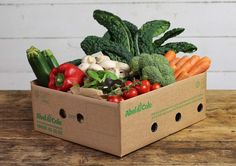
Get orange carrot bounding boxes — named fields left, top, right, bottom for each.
left=170, top=63, right=177, bottom=71
left=176, top=71, right=190, bottom=81
left=175, top=56, right=189, bottom=68
left=174, top=55, right=200, bottom=78
left=188, top=56, right=211, bottom=76
left=164, top=50, right=176, bottom=62
left=170, top=57, right=180, bottom=66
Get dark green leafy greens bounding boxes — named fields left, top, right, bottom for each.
left=83, top=70, right=123, bottom=94
left=80, top=9, right=198, bottom=64
left=154, top=28, right=185, bottom=46
left=138, top=20, right=170, bottom=54
left=81, top=36, right=133, bottom=62
left=155, top=42, right=197, bottom=54
left=93, top=10, right=133, bottom=54
left=83, top=70, right=118, bottom=88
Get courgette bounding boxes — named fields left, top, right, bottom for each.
left=41, top=49, right=59, bottom=69
left=26, top=46, right=51, bottom=87
left=67, top=59, right=82, bottom=66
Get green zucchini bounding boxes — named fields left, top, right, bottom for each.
left=67, top=59, right=82, bottom=66
left=41, top=49, right=59, bottom=69
left=26, top=46, right=51, bottom=87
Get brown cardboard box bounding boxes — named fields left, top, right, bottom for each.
left=31, top=72, right=206, bottom=157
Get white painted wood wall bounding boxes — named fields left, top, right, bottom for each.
left=0, top=0, right=235, bottom=90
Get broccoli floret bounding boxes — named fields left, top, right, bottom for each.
left=138, top=53, right=176, bottom=86
left=129, top=56, right=140, bottom=74
left=151, top=54, right=169, bottom=66
left=138, top=53, right=154, bottom=69
left=163, top=74, right=176, bottom=86
left=138, top=53, right=169, bottom=69
left=142, top=66, right=163, bottom=84
left=130, top=53, right=175, bottom=86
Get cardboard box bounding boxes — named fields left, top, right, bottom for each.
left=31, top=72, right=206, bottom=157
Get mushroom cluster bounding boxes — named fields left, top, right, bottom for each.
left=78, top=52, right=130, bottom=78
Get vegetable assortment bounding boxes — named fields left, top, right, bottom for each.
left=26, top=9, right=212, bottom=103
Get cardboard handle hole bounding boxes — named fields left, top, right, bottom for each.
left=151, top=122, right=158, bottom=132
left=77, top=113, right=84, bottom=123
left=175, top=112, right=182, bottom=122
left=197, top=103, right=203, bottom=112
left=59, top=109, right=66, bottom=119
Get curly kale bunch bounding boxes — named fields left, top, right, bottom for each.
left=130, top=53, right=175, bottom=86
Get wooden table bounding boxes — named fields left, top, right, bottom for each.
left=0, top=91, right=235, bottom=165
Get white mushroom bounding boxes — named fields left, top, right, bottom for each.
left=88, top=64, right=104, bottom=71
left=91, top=51, right=103, bottom=58
left=78, top=63, right=90, bottom=72
left=81, top=55, right=96, bottom=64
left=95, top=55, right=110, bottom=64
left=119, top=70, right=129, bottom=78
left=94, top=53, right=110, bottom=64
left=99, top=60, right=117, bottom=70
left=117, top=62, right=130, bottom=71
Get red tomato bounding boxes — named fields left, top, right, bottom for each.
left=151, top=83, right=161, bottom=91
left=133, top=79, right=140, bottom=85
left=135, top=80, right=151, bottom=94
left=107, top=96, right=124, bottom=103
left=135, top=84, right=150, bottom=94
left=123, top=88, right=138, bottom=99
left=141, top=80, right=151, bottom=88
left=124, top=80, right=133, bottom=87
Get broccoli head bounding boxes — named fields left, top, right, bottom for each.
left=138, top=53, right=169, bottom=68
left=142, top=66, right=163, bottom=84
left=130, top=53, right=175, bottom=86
left=129, top=56, right=140, bottom=74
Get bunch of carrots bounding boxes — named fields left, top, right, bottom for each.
left=164, top=50, right=211, bottom=81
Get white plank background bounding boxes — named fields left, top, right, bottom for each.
left=0, top=0, right=235, bottom=90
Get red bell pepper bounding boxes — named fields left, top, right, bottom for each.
left=48, top=63, right=85, bottom=91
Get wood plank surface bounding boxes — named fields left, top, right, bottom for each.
left=0, top=90, right=235, bottom=165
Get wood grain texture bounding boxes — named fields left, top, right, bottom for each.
left=0, top=90, right=235, bottom=165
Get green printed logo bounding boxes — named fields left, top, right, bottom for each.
left=37, top=113, right=62, bottom=126
left=125, top=102, right=152, bottom=117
